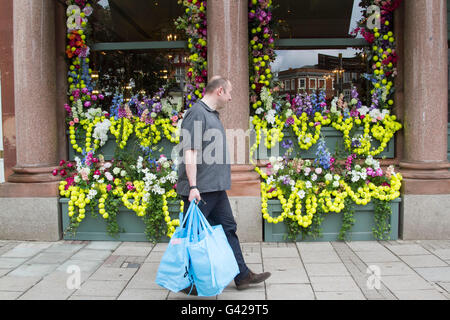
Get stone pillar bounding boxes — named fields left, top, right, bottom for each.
left=9, top=0, right=60, bottom=183
left=399, top=0, right=450, bottom=239
left=207, top=0, right=261, bottom=241
left=0, top=0, right=61, bottom=240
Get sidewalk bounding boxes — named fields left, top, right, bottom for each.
left=0, top=239, right=449, bottom=300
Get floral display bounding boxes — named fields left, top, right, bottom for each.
left=175, top=0, right=208, bottom=107
left=60, top=0, right=186, bottom=242
left=248, top=0, right=404, bottom=239
left=260, top=143, right=402, bottom=240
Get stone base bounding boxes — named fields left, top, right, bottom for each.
left=400, top=194, right=450, bottom=240
left=228, top=196, right=262, bottom=242
left=0, top=197, right=61, bottom=241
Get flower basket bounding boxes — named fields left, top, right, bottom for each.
left=264, top=198, right=400, bottom=242
left=60, top=198, right=181, bottom=242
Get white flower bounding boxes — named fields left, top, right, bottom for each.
left=289, top=180, right=295, bottom=187
left=304, top=167, right=311, bottom=176
left=333, top=181, right=340, bottom=188
left=305, top=181, right=312, bottom=189
left=92, top=119, right=111, bottom=147
left=351, top=175, right=360, bottom=183
left=120, top=170, right=127, bottom=177
left=325, top=173, right=333, bottom=181
left=265, top=109, right=276, bottom=125
left=311, top=174, right=318, bottom=182
left=315, top=168, right=323, bottom=175
left=297, top=190, right=306, bottom=199
left=104, top=172, right=114, bottom=181
left=334, top=174, right=341, bottom=181
left=358, top=105, right=370, bottom=116
left=255, top=107, right=264, bottom=115
left=113, top=167, right=121, bottom=175
left=93, top=175, right=100, bottom=180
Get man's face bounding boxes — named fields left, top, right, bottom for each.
left=217, top=81, right=232, bottom=109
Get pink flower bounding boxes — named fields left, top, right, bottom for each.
left=106, top=184, right=112, bottom=192
left=60, top=169, right=67, bottom=177
left=69, top=121, right=75, bottom=126
left=74, top=118, right=79, bottom=123
left=52, top=169, right=59, bottom=176
left=59, top=160, right=66, bottom=167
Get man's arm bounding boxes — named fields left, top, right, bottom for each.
left=185, top=149, right=201, bottom=203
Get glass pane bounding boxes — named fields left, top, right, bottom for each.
left=91, top=0, right=185, bottom=42
left=272, top=48, right=369, bottom=103
left=273, top=0, right=363, bottom=39
left=89, top=49, right=188, bottom=112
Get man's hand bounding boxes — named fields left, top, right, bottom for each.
left=189, top=188, right=201, bottom=204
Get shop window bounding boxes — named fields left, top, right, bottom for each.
left=88, top=0, right=188, bottom=110
left=298, top=78, right=306, bottom=90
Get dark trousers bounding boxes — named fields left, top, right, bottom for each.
left=181, top=191, right=250, bottom=283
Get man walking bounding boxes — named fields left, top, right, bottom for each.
left=177, top=76, right=271, bottom=294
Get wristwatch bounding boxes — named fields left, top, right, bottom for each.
left=189, top=186, right=198, bottom=190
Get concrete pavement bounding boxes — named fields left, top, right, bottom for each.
left=0, top=239, right=449, bottom=300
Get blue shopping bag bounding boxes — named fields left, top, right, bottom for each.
left=155, top=203, right=195, bottom=292
left=187, top=202, right=240, bottom=297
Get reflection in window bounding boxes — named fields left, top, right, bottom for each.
left=272, top=49, right=368, bottom=103
left=90, top=49, right=189, bottom=111
left=90, top=0, right=185, bottom=42
left=273, top=0, right=363, bottom=39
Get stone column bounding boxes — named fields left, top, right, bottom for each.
left=400, top=0, right=450, bottom=239
left=207, top=0, right=261, bottom=241
left=8, top=0, right=60, bottom=184
left=0, top=0, right=61, bottom=240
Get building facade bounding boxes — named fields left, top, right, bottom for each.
left=0, top=0, right=449, bottom=241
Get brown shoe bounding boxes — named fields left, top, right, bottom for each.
left=235, top=270, right=271, bottom=290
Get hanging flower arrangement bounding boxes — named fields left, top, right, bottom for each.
left=175, top=0, right=208, bottom=107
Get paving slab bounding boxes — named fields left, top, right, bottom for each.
left=0, top=257, right=28, bottom=269
left=89, top=266, right=137, bottom=281
left=217, top=289, right=266, bottom=300
left=71, top=249, right=114, bottom=261
left=112, top=244, right=152, bottom=257
left=370, top=262, right=416, bottom=276
left=304, top=263, right=350, bottom=277
left=346, top=241, right=386, bottom=252
left=393, top=289, right=448, bottom=300
left=431, top=249, right=450, bottom=260
left=71, top=279, right=128, bottom=297
left=1, top=242, right=52, bottom=258
left=0, top=291, right=23, bottom=300
left=309, top=276, right=361, bottom=292
left=9, top=263, right=58, bottom=278
left=45, top=242, right=85, bottom=253
left=167, top=291, right=217, bottom=300
left=296, top=242, right=334, bottom=252
left=118, top=288, right=169, bottom=300
left=27, top=251, right=75, bottom=264
left=414, top=267, right=450, bottom=282
left=261, top=247, right=299, bottom=258
left=144, top=250, right=164, bottom=263
left=0, top=275, right=42, bottom=292
left=315, top=291, right=366, bottom=300
left=355, top=250, right=400, bottom=263
left=266, top=283, right=315, bottom=300
left=84, top=241, right=121, bottom=251
left=400, top=255, right=448, bottom=268
left=383, top=244, right=430, bottom=256
left=380, top=275, right=435, bottom=291
left=18, top=271, right=76, bottom=300
left=299, top=250, right=342, bottom=264
left=69, top=295, right=116, bottom=300
left=125, top=262, right=161, bottom=290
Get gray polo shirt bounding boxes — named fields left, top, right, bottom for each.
left=176, top=100, right=231, bottom=196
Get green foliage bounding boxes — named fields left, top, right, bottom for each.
left=142, top=194, right=166, bottom=244
left=338, top=198, right=356, bottom=241
left=372, top=198, right=392, bottom=240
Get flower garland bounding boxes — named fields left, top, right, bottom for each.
left=175, top=0, right=208, bottom=107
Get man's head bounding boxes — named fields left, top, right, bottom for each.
left=203, top=76, right=232, bottom=109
